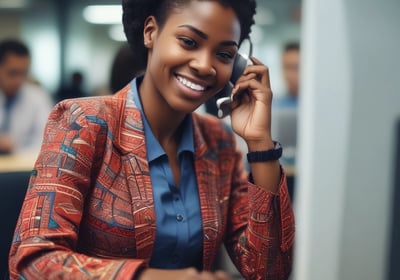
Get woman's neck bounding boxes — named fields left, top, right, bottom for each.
left=138, top=76, right=187, bottom=146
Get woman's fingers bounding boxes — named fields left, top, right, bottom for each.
left=245, top=56, right=271, bottom=87
left=232, top=79, right=271, bottom=104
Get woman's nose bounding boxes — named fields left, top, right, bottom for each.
left=189, top=52, right=216, bottom=77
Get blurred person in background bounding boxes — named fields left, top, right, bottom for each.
left=92, top=43, right=145, bottom=96
left=110, top=43, right=144, bottom=93
left=0, top=39, right=53, bottom=154
left=271, top=42, right=300, bottom=201
left=273, top=42, right=300, bottom=108
left=55, top=71, right=87, bottom=102
left=271, top=42, right=300, bottom=150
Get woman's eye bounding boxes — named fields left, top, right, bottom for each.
left=218, top=52, right=234, bottom=61
left=179, top=37, right=197, bottom=48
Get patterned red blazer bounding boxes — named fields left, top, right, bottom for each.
left=9, top=85, right=295, bottom=280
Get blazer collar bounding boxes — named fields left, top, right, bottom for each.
left=112, top=85, right=147, bottom=158
left=112, top=82, right=208, bottom=159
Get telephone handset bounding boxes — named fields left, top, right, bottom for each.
left=215, top=53, right=248, bottom=118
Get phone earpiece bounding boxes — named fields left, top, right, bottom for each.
left=216, top=97, right=231, bottom=119
left=230, top=54, right=248, bottom=83
left=215, top=53, right=248, bottom=118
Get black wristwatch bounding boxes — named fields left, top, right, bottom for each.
left=246, top=141, right=283, bottom=163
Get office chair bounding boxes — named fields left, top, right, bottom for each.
left=0, top=171, right=30, bottom=279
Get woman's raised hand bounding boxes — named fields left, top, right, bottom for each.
left=230, top=56, right=274, bottom=149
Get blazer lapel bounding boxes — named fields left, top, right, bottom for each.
left=113, top=88, right=156, bottom=260
left=193, top=114, right=223, bottom=270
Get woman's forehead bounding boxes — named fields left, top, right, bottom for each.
left=164, top=1, right=241, bottom=42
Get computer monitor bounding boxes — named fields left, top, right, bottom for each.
left=271, top=108, right=298, bottom=164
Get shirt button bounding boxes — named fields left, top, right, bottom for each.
left=176, top=214, right=184, bottom=222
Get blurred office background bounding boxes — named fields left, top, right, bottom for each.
left=0, top=0, right=301, bottom=97
left=1, top=0, right=400, bottom=280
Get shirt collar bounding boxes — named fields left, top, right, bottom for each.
left=131, top=77, right=194, bottom=162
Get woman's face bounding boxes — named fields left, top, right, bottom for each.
left=143, top=0, right=241, bottom=114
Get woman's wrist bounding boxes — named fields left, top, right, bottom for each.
left=247, top=141, right=282, bottom=163
left=246, top=138, right=275, bottom=152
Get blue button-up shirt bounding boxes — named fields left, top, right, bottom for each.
left=131, top=78, right=203, bottom=269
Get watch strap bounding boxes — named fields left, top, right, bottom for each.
left=246, top=141, right=282, bottom=163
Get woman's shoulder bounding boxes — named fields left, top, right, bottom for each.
left=193, top=112, right=235, bottom=142
left=48, top=89, right=132, bottom=133
left=56, top=89, right=129, bottom=117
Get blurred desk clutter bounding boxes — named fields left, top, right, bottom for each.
left=0, top=152, right=37, bottom=172
left=271, top=109, right=297, bottom=160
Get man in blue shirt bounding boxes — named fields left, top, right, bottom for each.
left=273, top=42, right=300, bottom=109
left=272, top=42, right=300, bottom=201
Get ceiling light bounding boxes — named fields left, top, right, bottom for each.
left=83, top=5, right=122, bottom=25
left=255, top=7, right=276, bottom=26
left=108, top=24, right=126, bottom=42
left=0, top=0, right=29, bottom=9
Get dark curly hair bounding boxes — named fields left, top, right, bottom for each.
left=0, top=39, right=30, bottom=64
left=122, top=0, right=256, bottom=71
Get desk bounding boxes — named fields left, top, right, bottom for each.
left=0, top=153, right=37, bottom=173
left=284, top=165, right=296, bottom=177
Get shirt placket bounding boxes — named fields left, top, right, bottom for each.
left=162, top=159, right=189, bottom=266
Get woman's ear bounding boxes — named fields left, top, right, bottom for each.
left=143, top=16, right=158, bottom=49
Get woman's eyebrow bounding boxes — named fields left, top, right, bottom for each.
left=178, top=24, right=238, bottom=47
left=178, top=24, right=208, bottom=39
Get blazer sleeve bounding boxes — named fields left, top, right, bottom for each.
left=8, top=100, right=147, bottom=280
left=224, top=145, right=295, bottom=280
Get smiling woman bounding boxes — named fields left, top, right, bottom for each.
left=8, top=1, right=295, bottom=279
left=139, top=1, right=241, bottom=117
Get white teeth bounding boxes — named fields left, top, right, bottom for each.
left=177, top=76, right=206, bottom=91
